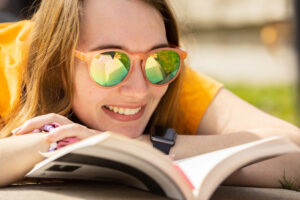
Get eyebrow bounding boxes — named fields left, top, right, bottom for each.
left=90, top=43, right=170, bottom=52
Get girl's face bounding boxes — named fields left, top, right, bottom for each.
left=72, top=0, right=168, bottom=137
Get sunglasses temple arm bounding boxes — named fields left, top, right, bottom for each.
left=74, top=50, right=90, bottom=62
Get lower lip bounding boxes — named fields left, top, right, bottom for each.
left=102, top=106, right=145, bottom=122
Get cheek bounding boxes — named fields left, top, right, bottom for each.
left=151, top=85, right=168, bottom=100
left=73, top=61, right=93, bottom=99
left=72, top=60, right=109, bottom=111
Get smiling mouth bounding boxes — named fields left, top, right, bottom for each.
left=102, top=105, right=145, bottom=122
left=104, top=105, right=142, bottom=115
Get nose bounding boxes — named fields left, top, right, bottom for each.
left=118, top=59, right=149, bottom=100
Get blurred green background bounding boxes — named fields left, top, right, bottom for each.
left=168, top=0, right=299, bottom=127
left=225, top=83, right=299, bottom=126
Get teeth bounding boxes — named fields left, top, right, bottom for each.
left=113, top=107, right=118, bottom=113
left=106, top=105, right=141, bottom=115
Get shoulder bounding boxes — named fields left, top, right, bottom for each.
left=0, top=20, right=33, bottom=62
left=180, top=66, right=223, bottom=98
left=0, top=20, right=33, bottom=118
left=0, top=20, right=33, bottom=42
left=196, top=87, right=299, bottom=135
left=174, top=66, right=223, bottom=135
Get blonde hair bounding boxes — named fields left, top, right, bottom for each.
left=1, top=0, right=185, bottom=137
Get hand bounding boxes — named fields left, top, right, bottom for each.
left=11, top=113, right=100, bottom=143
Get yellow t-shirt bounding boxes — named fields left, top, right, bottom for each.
left=176, top=67, right=223, bottom=134
left=0, top=20, right=223, bottom=134
left=0, top=20, right=32, bottom=117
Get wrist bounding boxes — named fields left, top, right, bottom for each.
left=168, top=145, right=176, bottom=160
left=150, top=126, right=177, bottom=155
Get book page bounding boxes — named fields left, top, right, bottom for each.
left=174, top=136, right=300, bottom=200
left=27, top=132, right=194, bottom=200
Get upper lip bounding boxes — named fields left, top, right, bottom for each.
left=103, top=104, right=146, bottom=109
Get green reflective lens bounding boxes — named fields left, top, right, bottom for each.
left=90, top=49, right=181, bottom=87
left=90, top=51, right=130, bottom=87
left=145, top=50, right=180, bottom=84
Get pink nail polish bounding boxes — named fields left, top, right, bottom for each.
left=32, top=129, right=40, bottom=133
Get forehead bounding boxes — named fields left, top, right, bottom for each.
left=79, top=0, right=167, bottom=52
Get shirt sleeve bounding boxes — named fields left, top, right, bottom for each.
left=174, top=66, right=223, bottom=135
left=0, top=20, right=32, bottom=118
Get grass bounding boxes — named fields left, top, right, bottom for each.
left=279, top=170, right=300, bottom=192
left=225, top=83, right=299, bottom=126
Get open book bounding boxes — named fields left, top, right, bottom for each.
left=26, top=132, right=300, bottom=200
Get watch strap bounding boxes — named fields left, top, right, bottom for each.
left=152, top=140, right=173, bottom=154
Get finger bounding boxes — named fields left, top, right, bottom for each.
left=167, top=153, right=176, bottom=161
left=46, top=124, right=99, bottom=142
left=12, top=113, right=73, bottom=135
left=56, top=137, right=80, bottom=149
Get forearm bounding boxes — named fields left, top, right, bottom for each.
left=137, top=129, right=300, bottom=187
left=221, top=128, right=300, bottom=186
left=0, top=134, right=49, bottom=187
left=225, top=152, right=300, bottom=187
left=173, top=128, right=300, bottom=159
left=174, top=131, right=262, bottom=160
left=222, top=127, right=300, bottom=146
left=181, top=128, right=300, bottom=187
left=137, top=130, right=275, bottom=159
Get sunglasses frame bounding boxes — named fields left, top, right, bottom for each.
left=74, top=47, right=187, bottom=88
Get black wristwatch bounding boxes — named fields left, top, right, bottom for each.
left=150, top=126, right=177, bottom=154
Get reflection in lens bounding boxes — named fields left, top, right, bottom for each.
left=145, top=56, right=165, bottom=83
left=145, top=50, right=180, bottom=84
left=90, top=51, right=130, bottom=87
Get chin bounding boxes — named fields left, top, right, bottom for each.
left=106, top=126, right=144, bottom=138
left=116, top=129, right=143, bottom=138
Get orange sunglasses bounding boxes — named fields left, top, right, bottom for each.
left=74, top=47, right=187, bottom=88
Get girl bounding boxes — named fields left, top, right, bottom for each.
left=0, top=0, right=299, bottom=188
